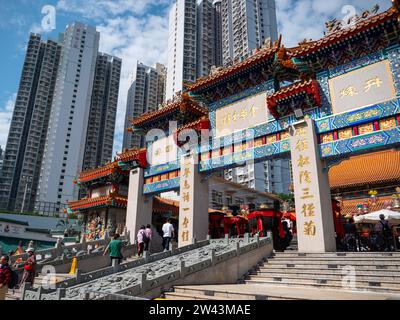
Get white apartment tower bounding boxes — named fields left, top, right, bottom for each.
left=123, top=62, right=166, bottom=150
left=37, top=23, right=100, bottom=207
left=166, top=0, right=197, bottom=100
left=221, top=0, right=278, bottom=65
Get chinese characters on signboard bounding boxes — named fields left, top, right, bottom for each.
left=179, top=157, right=192, bottom=245
left=149, top=135, right=178, bottom=166
left=329, top=60, right=396, bottom=114
left=293, top=127, right=317, bottom=237
left=215, top=92, right=269, bottom=137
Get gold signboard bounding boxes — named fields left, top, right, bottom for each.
left=329, top=60, right=396, bottom=114
left=149, top=135, right=178, bottom=166
left=215, top=92, right=269, bottom=138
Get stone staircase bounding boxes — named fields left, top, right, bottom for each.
left=247, top=251, right=400, bottom=293
left=164, top=250, right=400, bottom=300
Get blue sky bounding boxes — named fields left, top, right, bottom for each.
left=0, top=0, right=392, bottom=156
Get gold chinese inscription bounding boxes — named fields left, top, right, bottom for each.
left=297, top=155, right=310, bottom=168
left=301, top=203, right=315, bottom=217
left=364, top=76, right=382, bottom=92
left=339, top=76, right=383, bottom=98
left=299, top=170, right=312, bottom=184
left=340, top=86, right=359, bottom=98
left=183, top=192, right=190, bottom=202
left=304, top=221, right=316, bottom=236
left=181, top=230, right=189, bottom=242
left=301, top=188, right=313, bottom=200
left=182, top=217, right=189, bottom=229
left=183, top=180, right=191, bottom=190
left=295, top=139, right=308, bottom=152
left=292, top=126, right=317, bottom=237
left=220, top=105, right=259, bottom=127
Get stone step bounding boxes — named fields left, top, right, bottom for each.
left=5, top=290, right=21, bottom=300
left=270, top=256, right=400, bottom=261
left=256, top=268, right=400, bottom=277
left=274, top=252, right=400, bottom=258
left=250, top=273, right=400, bottom=287
left=272, top=254, right=400, bottom=259
left=167, top=284, right=400, bottom=300
left=164, top=292, right=231, bottom=300
left=260, top=263, right=400, bottom=270
left=171, top=286, right=297, bottom=300
left=264, top=260, right=400, bottom=267
left=246, top=278, right=400, bottom=293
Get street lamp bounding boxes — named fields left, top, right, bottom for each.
left=21, top=175, right=33, bottom=213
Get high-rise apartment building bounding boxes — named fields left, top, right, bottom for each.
left=36, top=22, right=121, bottom=210
left=166, top=0, right=277, bottom=99
left=224, top=159, right=292, bottom=195
left=166, top=0, right=197, bottom=100
left=264, top=159, right=292, bottom=195
left=155, top=63, right=167, bottom=108
left=123, top=62, right=166, bottom=150
left=196, top=0, right=216, bottom=78
left=0, top=146, right=3, bottom=172
left=0, top=34, right=61, bottom=211
left=221, top=0, right=278, bottom=65
left=82, top=53, right=122, bottom=171
left=213, top=0, right=223, bottom=67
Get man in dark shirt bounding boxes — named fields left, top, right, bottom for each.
left=375, top=214, right=393, bottom=251
left=0, top=255, right=12, bottom=300
left=344, top=218, right=357, bottom=251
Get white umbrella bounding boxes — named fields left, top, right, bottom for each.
left=354, top=209, right=400, bottom=224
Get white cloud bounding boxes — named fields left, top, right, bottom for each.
left=57, top=0, right=171, bottom=21
left=276, top=0, right=391, bottom=47
left=0, top=93, right=16, bottom=150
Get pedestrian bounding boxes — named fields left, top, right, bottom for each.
left=375, top=214, right=393, bottom=251
left=144, top=224, right=153, bottom=253
left=162, top=219, right=175, bottom=252
left=344, top=218, right=357, bottom=251
left=103, top=233, right=123, bottom=266
left=0, top=255, right=12, bottom=300
left=20, top=247, right=36, bottom=287
left=137, top=226, right=147, bottom=257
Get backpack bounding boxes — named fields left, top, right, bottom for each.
left=141, top=230, right=149, bottom=242
left=8, top=268, right=19, bottom=289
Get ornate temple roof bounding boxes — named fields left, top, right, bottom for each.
left=186, top=45, right=279, bottom=92
left=266, top=79, right=321, bottom=119
left=131, top=93, right=208, bottom=128
left=289, top=6, right=400, bottom=58
left=186, top=3, right=400, bottom=95
left=76, top=148, right=147, bottom=185
left=68, top=194, right=128, bottom=211
left=329, top=149, right=400, bottom=189
left=341, top=195, right=397, bottom=216
left=116, top=147, right=147, bottom=166
left=78, top=162, right=128, bottom=184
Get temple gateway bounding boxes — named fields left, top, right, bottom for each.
left=69, top=2, right=400, bottom=253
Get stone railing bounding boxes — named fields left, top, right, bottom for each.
left=22, top=234, right=272, bottom=300
left=8, top=236, right=129, bottom=267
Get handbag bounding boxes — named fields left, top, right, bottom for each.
left=24, top=264, right=33, bottom=271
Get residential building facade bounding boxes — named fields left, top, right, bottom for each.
left=0, top=34, right=61, bottom=212
left=36, top=22, right=121, bottom=211
left=123, top=62, right=166, bottom=150
left=221, top=0, right=278, bottom=65
left=82, top=53, right=122, bottom=171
